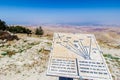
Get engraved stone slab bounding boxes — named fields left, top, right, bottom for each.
left=47, top=33, right=113, bottom=80
left=47, top=57, right=79, bottom=78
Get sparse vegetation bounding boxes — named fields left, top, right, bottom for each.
left=7, top=50, right=16, bottom=57
left=104, top=54, right=120, bottom=68
left=115, top=45, right=120, bottom=49
left=103, top=54, right=120, bottom=60
left=46, top=42, right=52, bottom=46
left=39, top=48, right=50, bottom=55
left=1, top=50, right=16, bottom=57
left=1, top=51, right=7, bottom=56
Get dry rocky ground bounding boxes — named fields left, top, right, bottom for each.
left=0, top=36, right=57, bottom=80
left=0, top=26, right=120, bottom=80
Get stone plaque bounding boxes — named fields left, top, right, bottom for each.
left=47, top=33, right=112, bottom=80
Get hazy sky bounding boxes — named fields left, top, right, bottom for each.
left=0, top=0, right=120, bottom=25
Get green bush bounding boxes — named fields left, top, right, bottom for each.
left=8, top=26, right=32, bottom=34
left=35, top=26, right=44, bottom=36
left=0, top=19, right=8, bottom=31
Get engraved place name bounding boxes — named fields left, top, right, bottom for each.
left=78, top=60, right=109, bottom=78
left=49, top=58, right=78, bottom=75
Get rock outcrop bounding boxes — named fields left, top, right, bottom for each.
left=0, top=31, right=19, bottom=41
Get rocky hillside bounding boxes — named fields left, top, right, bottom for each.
left=0, top=26, right=120, bottom=80
left=0, top=37, right=52, bottom=80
